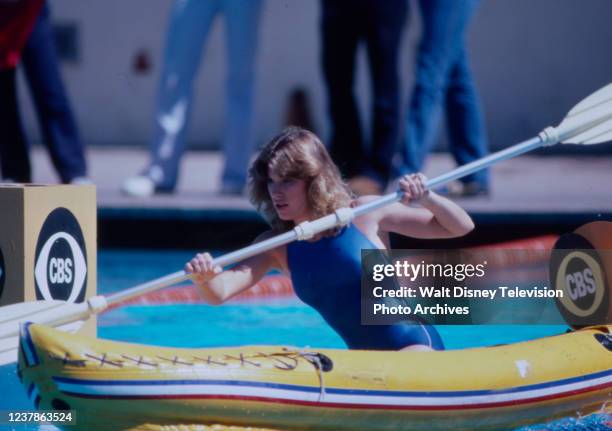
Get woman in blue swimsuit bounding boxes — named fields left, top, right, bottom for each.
left=186, top=127, right=474, bottom=351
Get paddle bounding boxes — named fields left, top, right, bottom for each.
left=1, top=82, right=612, bottom=366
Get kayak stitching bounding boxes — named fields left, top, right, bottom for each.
left=156, top=356, right=194, bottom=366
left=84, top=353, right=123, bottom=368
left=120, top=355, right=158, bottom=367
left=192, top=356, right=228, bottom=366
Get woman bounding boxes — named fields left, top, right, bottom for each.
left=186, top=127, right=474, bottom=351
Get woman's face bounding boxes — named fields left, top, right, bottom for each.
left=267, top=171, right=310, bottom=222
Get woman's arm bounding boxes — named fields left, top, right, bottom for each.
left=185, top=231, right=281, bottom=304
left=375, top=174, right=475, bottom=239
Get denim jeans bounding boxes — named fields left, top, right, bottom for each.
left=400, top=0, right=488, bottom=187
left=23, top=2, right=87, bottom=183
left=0, top=2, right=87, bottom=183
left=0, top=68, right=30, bottom=182
left=146, top=0, right=262, bottom=191
left=321, top=0, right=407, bottom=188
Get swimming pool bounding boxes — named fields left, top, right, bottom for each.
left=1, top=249, right=609, bottom=430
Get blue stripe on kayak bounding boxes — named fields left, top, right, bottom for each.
left=53, top=368, right=612, bottom=398
left=19, top=342, right=30, bottom=368
left=20, top=322, right=39, bottom=366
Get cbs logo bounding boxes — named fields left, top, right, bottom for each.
left=551, top=231, right=609, bottom=328
left=34, top=208, right=87, bottom=303
left=565, top=267, right=596, bottom=301
left=557, top=251, right=602, bottom=314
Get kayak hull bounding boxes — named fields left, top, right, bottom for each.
left=18, top=323, right=612, bottom=430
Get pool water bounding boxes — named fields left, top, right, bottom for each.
left=0, top=250, right=609, bottom=430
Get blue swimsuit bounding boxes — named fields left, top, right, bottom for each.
left=287, top=224, right=444, bottom=350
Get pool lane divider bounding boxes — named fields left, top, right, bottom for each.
left=108, top=274, right=295, bottom=308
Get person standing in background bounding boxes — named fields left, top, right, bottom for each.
left=0, top=0, right=43, bottom=183
left=122, top=0, right=263, bottom=197
left=320, top=0, right=407, bottom=196
left=0, top=0, right=88, bottom=184
left=399, top=0, right=489, bottom=197
left=22, top=1, right=89, bottom=184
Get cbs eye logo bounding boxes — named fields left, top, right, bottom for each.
left=34, top=208, right=87, bottom=303
left=551, top=232, right=609, bottom=327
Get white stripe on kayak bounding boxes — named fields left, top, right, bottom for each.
left=56, top=374, right=612, bottom=407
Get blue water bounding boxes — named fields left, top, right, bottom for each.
left=1, top=250, right=609, bottom=430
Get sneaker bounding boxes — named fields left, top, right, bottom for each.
left=441, top=181, right=489, bottom=198
left=121, top=175, right=156, bottom=197
left=69, top=176, right=93, bottom=185
left=348, top=176, right=383, bottom=196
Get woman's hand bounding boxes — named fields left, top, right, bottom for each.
left=398, top=173, right=430, bottom=205
left=185, top=252, right=222, bottom=285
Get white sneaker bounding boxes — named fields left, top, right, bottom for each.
left=69, top=176, right=93, bottom=185
left=121, top=175, right=155, bottom=197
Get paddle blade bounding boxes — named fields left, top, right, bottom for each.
left=562, top=121, right=612, bottom=145
left=0, top=319, right=84, bottom=366
left=566, top=83, right=612, bottom=117
left=1, top=300, right=66, bottom=324
left=0, top=300, right=88, bottom=339
left=559, top=82, right=612, bottom=144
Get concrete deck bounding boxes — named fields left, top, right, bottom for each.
left=30, top=146, right=612, bottom=216
left=23, top=146, right=612, bottom=249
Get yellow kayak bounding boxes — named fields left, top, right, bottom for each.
left=18, top=323, right=611, bottom=431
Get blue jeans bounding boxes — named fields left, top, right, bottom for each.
left=321, top=0, right=407, bottom=188
left=0, top=69, right=30, bottom=182
left=146, top=0, right=262, bottom=191
left=400, top=0, right=488, bottom=187
left=0, top=2, right=87, bottom=183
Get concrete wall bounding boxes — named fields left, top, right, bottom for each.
left=18, top=0, right=612, bottom=152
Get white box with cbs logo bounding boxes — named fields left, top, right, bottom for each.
left=0, top=184, right=96, bottom=337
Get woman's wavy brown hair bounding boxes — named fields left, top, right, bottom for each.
left=248, top=126, right=353, bottom=232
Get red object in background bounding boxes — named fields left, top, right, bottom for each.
left=0, top=0, right=44, bottom=70
left=108, top=236, right=561, bottom=310
left=108, top=274, right=295, bottom=310
left=132, top=48, right=152, bottom=75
